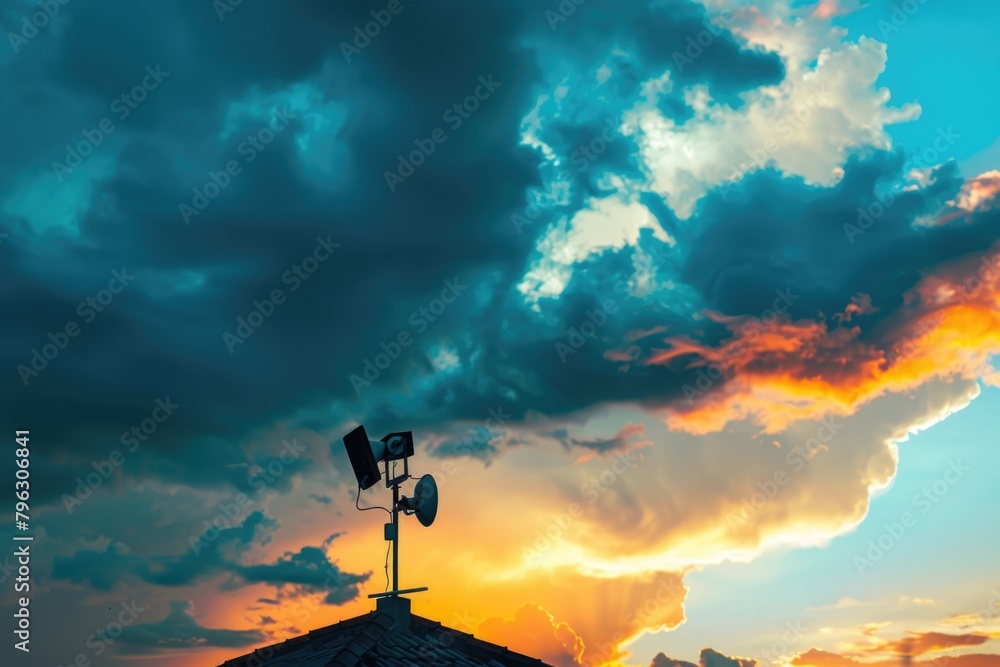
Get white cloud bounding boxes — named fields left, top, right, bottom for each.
left=627, top=36, right=920, bottom=218
left=518, top=196, right=670, bottom=303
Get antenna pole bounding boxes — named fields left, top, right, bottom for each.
left=391, top=480, right=399, bottom=595
left=356, top=432, right=430, bottom=602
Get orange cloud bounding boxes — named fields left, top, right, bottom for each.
left=835, top=294, right=880, bottom=324
left=876, top=631, right=992, bottom=657
left=793, top=648, right=862, bottom=667
left=942, top=657, right=1000, bottom=667
left=932, top=171, right=1000, bottom=225
left=477, top=603, right=585, bottom=667
left=953, top=171, right=1000, bottom=213
left=793, top=649, right=1000, bottom=667
left=626, top=326, right=671, bottom=342
left=811, top=0, right=851, bottom=19
left=642, top=248, right=1000, bottom=434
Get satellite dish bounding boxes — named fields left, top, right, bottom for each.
left=402, top=474, right=438, bottom=527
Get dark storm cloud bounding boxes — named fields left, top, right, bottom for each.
left=5, top=0, right=995, bottom=548
left=366, top=150, right=1000, bottom=434
left=0, top=0, right=794, bottom=510
left=428, top=426, right=502, bottom=461
left=234, top=542, right=367, bottom=605
left=116, top=600, right=265, bottom=653
left=701, top=648, right=757, bottom=667
left=681, top=154, right=1000, bottom=324
left=546, top=423, right=646, bottom=454
left=530, top=0, right=784, bottom=100
left=52, top=511, right=369, bottom=602
left=651, top=648, right=757, bottom=667
left=52, top=510, right=272, bottom=589
left=651, top=652, right=698, bottom=667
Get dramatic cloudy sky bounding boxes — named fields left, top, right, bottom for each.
left=2, top=0, right=999, bottom=666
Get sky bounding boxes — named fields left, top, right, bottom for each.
left=1, top=1, right=999, bottom=667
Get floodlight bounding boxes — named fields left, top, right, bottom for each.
left=343, top=425, right=381, bottom=490
left=380, top=431, right=414, bottom=461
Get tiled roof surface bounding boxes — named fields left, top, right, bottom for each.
left=219, top=612, right=553, bottom=667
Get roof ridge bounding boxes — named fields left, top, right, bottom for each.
left=408, top=614, right=551, bottom=667
left=218, top=609, right=555, bottom=667
left=321, top=612, right=394, bottom=667
left=220, top=612, right=381, bottom=667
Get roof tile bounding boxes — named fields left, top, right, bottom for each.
left=220, top=610, right=551, bottom=667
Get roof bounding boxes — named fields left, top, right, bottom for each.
left=218, top=608, right=553, bottom=667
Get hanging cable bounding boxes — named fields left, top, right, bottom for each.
left=354, top=482, right=391, bottom=516
left=353, top=464, right=393, bottom=592
left=382, top=540, right=391, bottom=592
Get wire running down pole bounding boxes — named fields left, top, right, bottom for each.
left=392, top=480, right=399, bottom=595
left=368, top=474, right=427, bottom=599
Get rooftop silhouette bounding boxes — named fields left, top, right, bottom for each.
left=218, top=596, right=553, bottom=667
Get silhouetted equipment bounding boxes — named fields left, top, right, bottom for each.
left=344, top=425, right=381, bottom=490
left=402, top=474, right=438, bottom=527
left=380, top=431, right=415, bottom=461
left=342, top=425, right=436, bottom=600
